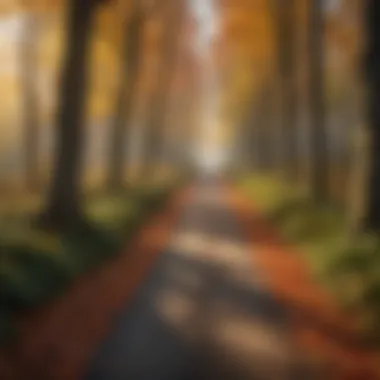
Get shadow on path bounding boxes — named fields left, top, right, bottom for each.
left=86, top=182, right=320, bottom=380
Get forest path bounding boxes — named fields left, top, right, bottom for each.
left=85, top=179, right=315, bottom=380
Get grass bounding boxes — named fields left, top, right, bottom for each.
left=0, top=179, right=180, bottom=346
left=238, top=174, right=380, bottom=345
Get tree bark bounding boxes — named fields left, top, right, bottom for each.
left=364, top=0, right=380, bottom=229
left=107, top=2, right=143, bottom=189
left=275, top=0, right=298, bottom=181
left=20, top=14, right=40, bottom=191
left=141, top=0, right=184, bottom=176
left=255, top=85, right=275, bottom=172
left=308, top=0, right=328, bottom=201
left=40, top=0, right=100, bottom=231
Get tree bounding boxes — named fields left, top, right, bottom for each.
left=237, top=81, right=274, bottom=173
left=20, top=12, right=40, bottom=190
left=273, top=0, right=298, bottom=181
left=308, top=0, right=328, bottom=201
left=107, top=0, right=144, bottom=189
left=39, top=0, right=106, bottom=230
left=256, top=84, right=275, bottom=172
left=141, top=0, right=185, bottom=175
left=237, top=96, right=258, bottom=171
left=364, top=0, right=380, bottom=229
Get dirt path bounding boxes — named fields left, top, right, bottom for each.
left=2, top=181, right=378, bottom=380
left=0, top=188, right=190, bottom=380
left=85, top=180, right=315, bottom=380
left=229, top=187, right=380, bottom=380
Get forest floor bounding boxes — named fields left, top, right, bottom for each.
left=230, top=187, right=380, bottom=380
left=0, top=179, right=378, bottom=380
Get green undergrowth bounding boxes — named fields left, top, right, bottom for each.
left=0, top=180, right=179, bottom=346
left=239, top=175, right=380, bottom=346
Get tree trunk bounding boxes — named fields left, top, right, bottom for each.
left=20, top=14, right=40, bottom=191
left=308, top=0, right=328, bottom=201
left=364, top=0, right=380, bottom=229
left=107, top=2, right=143, bottom=189
left=141, top=0, right=184, bottom=176
left=40, top=0, right=99, bottom=231
left=238, top=105, right=254, bottom=171
left=275, top=0, right=298, bottom=181
left=255, top=85, right=275, bottom=172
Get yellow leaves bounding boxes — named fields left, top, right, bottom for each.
left=219, top=0, right=275, bottom=88
left=0, top=0, right=22, bottom=14
left=0, top=0, right=65, bottom=15
left=0, top=0, right=365, bottom=134
left=0, top=73, right=20, bottom=126
left=95, top=4, right=125, bottom=49
left=217, top=0, right=276, bottom=132
left=87, top=37, right=119, bottom=118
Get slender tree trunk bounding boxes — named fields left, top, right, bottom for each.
left=238, top=105, right=254, bottom=171
left=364, top=0, right=380, bottom=229
left=40, top=0, right=100, bottom=231
left=20, top=14, right=40, bottom=191
left=308, top=0, right=328, bottom=201
left=275, top=0, right=298, bottom=181
left=247, top=99, right=264, bottom=171
left=107, top=2, right=143, bottom=189
left=142, top=0, right=184, bottom=175
left=255, top=85, right=275, bottom=172
left=178, top=53, right=198, bottom=174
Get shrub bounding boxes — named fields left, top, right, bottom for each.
left=0, top=244, right=70, bottom=310
left=239, top=174, right=380, bottom=346
left=0, top=310, right=16, bottom=347
left=0, top=183, right=176, bottom=346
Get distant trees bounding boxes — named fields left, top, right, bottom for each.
left=270, top=0, right=328, bottom=200
left=40, top=0, right=106, bottom=230
left=107, top=0, right=144, bottom=189
left=141, top=0, right=185, bottom=175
